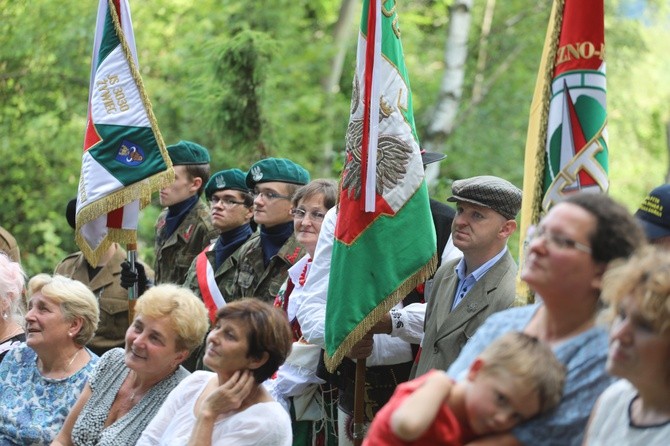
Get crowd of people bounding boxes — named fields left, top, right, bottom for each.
left=1, top=141, right=670, bottom=446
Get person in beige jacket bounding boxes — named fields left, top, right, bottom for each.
left=55, top=199, right=153, bottom=356
left=413, top=175, right=521, bottom=377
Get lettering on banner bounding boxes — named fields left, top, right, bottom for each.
left=96, top=74, right=131, bottom=115
left=555, top=42, right=606, bottom=66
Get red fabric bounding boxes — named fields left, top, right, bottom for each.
left=363, top=371, right=474, bottom=446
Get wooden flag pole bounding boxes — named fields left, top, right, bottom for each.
left=126, top=242, right=138, bottom=325
left=353, top=358, right=367, bottom=445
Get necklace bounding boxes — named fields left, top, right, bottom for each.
left=65, top=348, right=82, bottom=370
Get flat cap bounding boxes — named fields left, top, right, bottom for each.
left=246, top=158, right=310, bottom=188
left=167, top=140, right=210, bottom=165
left=447, top=175, right=522, bottom=220
left=205, top=169, right=250, bottom=200
left=635, top=184, right=670, bottom=240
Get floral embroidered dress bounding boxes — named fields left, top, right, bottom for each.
left=0, top=343, right=98, bottom=446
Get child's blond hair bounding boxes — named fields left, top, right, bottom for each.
left=478, top=331, right=566, bottom=415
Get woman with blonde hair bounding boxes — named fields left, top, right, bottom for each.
left=138, top=298, right=293, bottom=446
left=0, top=274, right=99, bottom=445
left=52, top=284, right=209, bottom=446
left=584, top=246, right=670, bottom=445
left=0, top=253, right=25, bottom=362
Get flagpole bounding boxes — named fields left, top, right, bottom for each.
left=353, top=359, right=367, bottom=445
left=126, top=242, right=138, bottom=324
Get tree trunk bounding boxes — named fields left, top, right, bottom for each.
left=423, top=0, right=474, bottom=188
left=320, top=0, right=358, bottom=177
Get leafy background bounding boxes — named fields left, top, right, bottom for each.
left=1, top=0, right=668, bottom=275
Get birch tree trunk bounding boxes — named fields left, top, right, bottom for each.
left=320, top=0, right=358, bottom=177
left=423, top=0, right=474, bottom=187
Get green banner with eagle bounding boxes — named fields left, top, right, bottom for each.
left=323, top=0, right=437, bottom=372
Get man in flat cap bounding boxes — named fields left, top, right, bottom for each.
left=152, top=140, right=217, bottom=285
left=635, top=183, right=670, bottom=248
left=230, top=157, right=310, bottom=302
left=413, top=175, right=522, bottom=377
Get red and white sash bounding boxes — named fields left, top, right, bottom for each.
left=196, top=243, right=226, bottom=323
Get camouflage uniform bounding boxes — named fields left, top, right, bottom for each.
left=232, top=233, right=307, bottom=303
left=183, top=232, right=259, bottom=302
left=182, top=233, right=258, bottom=371
left=54, top=245, right=154, bottom=356
left=154, top=199, right=216, bottom=285
left=0, top=226, right=20, bottom=263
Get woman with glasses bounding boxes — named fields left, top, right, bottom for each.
left=267, top=179, right=338, bottom=446
left=583, top=246, right=670, bottom=445
left=446, top=192, right=646, bottom=446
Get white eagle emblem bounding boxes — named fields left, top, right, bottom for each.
left=251, top=166, right=263, bottom=182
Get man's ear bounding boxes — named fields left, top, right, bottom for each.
left=466, top=357, right=485, bottom=382
left=190, top=177, right=203, bottom=194
left=499, top=219, right=517, bottom=239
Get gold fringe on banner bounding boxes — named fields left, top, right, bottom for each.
left=323, top=253, right=437, bottom=373
left=516, top=0, right=565, bottom=305
left=75, top=0, right=175, bottom=267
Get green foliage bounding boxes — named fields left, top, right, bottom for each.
left=1, top=0, right=669, bottom=275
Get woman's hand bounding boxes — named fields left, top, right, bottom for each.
left=199, top=370, right=256, bottom=419
left=189, top=371, right=257, bottom=446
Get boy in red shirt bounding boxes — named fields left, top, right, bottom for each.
left=364, top=332, right=565, bottom=445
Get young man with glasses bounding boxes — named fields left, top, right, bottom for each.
left=413, top=175, right=522, bottom=378
left=180, top=168, right=256, bottom=371
left=182, top=168, right=256, bottom=307
left=231, top=157, right=310, bottom=303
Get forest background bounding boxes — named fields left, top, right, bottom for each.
left=1, top=0, right=669, bottom=276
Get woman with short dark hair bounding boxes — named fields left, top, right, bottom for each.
left=137, top=298, right=293, bottom=446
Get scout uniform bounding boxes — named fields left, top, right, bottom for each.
left=55, top=244, right=154, bottom=356
left=182, top=169, right=256, bottom=315
left=154, top=141, right=216, bottom=285
left=232, top=158, right=310, bottom=303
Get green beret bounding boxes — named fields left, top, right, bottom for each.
left=205, top=169, right=250, bottom=200
left=167, top=140, right=210, bottom=165
left=246, top=158, right=310, bottom=188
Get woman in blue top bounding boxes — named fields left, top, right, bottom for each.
left=447, top=192, right=645, bottom=446
left=0, top=274, right=99, bottom=445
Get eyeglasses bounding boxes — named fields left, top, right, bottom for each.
left=253, top=190, right=291, bottom=201
left=210, top=196, right=247, bottom=207
left=291, top=208, right=326, bottom=222
left=529, top=226, right=592, bottom=254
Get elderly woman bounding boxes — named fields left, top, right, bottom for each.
left=137, top=298, right=293, bottom=446
left=51, top=284, right=209, bottom=446
left=269, top=179, right=338, bottom=445
left=583, top=246, right=670, bottom=445
left=0, top=253, right=25, bottom=362
left=446, top=192, right=645, bottom=446
left=0, top=274, right=99, bottom=445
